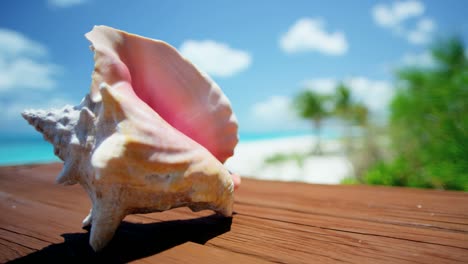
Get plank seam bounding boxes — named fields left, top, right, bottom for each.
left=236, top=201, right=468, bottom=234
left=0, top=237, right=36, bottom=251
left=0, top=227, right=54, bottom=244
left=239, top=213, right=468, bottom=251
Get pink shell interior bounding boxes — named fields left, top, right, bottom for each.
left=85, top=26, right=238, bottom=163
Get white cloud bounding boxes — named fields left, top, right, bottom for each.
left=407, top=18, right=435, bottom=44
left=300, top=77, right=393, bottom=113
left=249, top=95, right=309, bottom=131
left=0, top=58, right=61, bottom=91
left=0, top=28, right=61, bottom=92
left=0, top=28, right=47, bottom=58
left=372, top=1, right=435, bottom=45
left=247, top=76, right=393, bottom=131
left=0, top=28, right=65, bottom=134
left=2, top=94, right=76, bottom=134
left=252, top=96, right=295, bottom=122
left=280, top=18, right=348, bottom=55
left=48, top=0, right=87, bottom=8
left=401, top=51, right=435, bottom=67
left=4, top=96, right=74, bottom=120
left=179, top=40, right=251, bottom=77
left=372, top=0, right=424, bottom=27
left=248, top=77, right=393, bottom=131
left=301, top=78, right=337, bottom=94
left=345, top=77, right=393, bottom=113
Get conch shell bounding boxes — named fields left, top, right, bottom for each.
left=22, top=26, right=239, bottom=251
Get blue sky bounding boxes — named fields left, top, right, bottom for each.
left=1, top=0, right=467, bottom=135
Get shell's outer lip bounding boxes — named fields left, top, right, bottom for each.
left=85, top=25, right=238, bottom=163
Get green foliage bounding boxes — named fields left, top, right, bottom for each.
left=340, top=176, right=360, bottom=185
left=334, top=83, right=352, bottom=119
left=363, top=37, right=468, bottom=191
left=264, top=152, right=307, bottom=167
left=293, top=90, right=331, bottom=154
left=351, top=103, right=369, bottom=126
left=363, top=159, right=412, bottom=187
left=363, top=158, right=468, bottom=190
left=292, top=82, right=373, bottom=158
left=293, top=90, right=329, bottom=122
left=332, top=83, right=369, bottom=126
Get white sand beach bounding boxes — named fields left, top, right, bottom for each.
left=225, top=136, right=353, bottom=184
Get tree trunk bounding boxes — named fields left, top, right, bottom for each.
left=313, top=118, right=322, bottom=155
left=342, top=121, right=353, bottom=155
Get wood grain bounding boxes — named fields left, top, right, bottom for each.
left=0, top=163, right=467, bottom=263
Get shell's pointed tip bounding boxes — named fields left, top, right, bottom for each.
left=55, top=175, right=74, bottom=186
left=21, top=109, right=34, bottom=118
left=56, top=165, right=76, bottom=185
left=21, top=109, right=42, bottom=124
left=21, top=111, right=29, bottom=120
left=89, top=239, right=105, bottom=252
left=99, top=82, right=110, bottom=90
left=90, top=93, right=102, bottom=103
left=55, top=175, right=65, bottom=185
left=89, top=82, right=110, bottom=103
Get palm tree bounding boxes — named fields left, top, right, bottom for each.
left=333, top=83, right=354, bottom=154
left=335, top=83, right=352, bottom=119
left=293, top=90, right=329, bottom=155
left=332, top=84, right=376, bottom=180
left=334, top=83, right=369, bottom=127
left=351, top=103, right=369, bottom=126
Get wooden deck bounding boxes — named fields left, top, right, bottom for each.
left=0, top=163, right=467, bottom=263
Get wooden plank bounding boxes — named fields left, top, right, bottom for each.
left=139, top=242, right=271, bottom=263
left=0, top=238, right=35, bottom=262
left=0, top=163, right=467, bottom=263
left=209, top=209, right=468, bottom=263
left=236, top=179, right=468, bottom=229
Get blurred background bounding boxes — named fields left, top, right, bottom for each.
left=1, top=0, right=467, bottom=190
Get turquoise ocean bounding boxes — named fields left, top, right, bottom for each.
left=0, top=129, right=338, bottom=166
